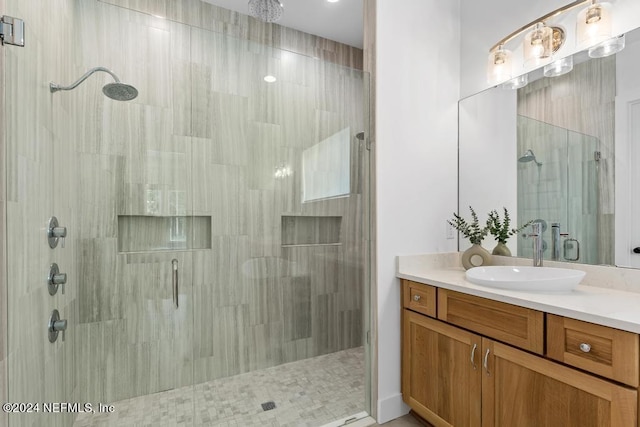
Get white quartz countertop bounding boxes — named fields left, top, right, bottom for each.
left=397, top=256, right=640, bottom=334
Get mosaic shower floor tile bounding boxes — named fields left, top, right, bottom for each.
left=74, top=347, right=365, bottom=427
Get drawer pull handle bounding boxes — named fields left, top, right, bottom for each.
left=413, top=295, right=421, bottom=302
left=470, top=343, right=478, bottom=370
left=579, top=343, right=591, bottom=353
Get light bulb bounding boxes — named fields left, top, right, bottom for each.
left=577, top=1, right=613, bottom=49
left=487, top=46, right=512, bottom=85
left=524, top=23, right=553, bottom=67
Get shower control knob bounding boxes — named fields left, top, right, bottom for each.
left=633, top=247, right=640, bottom=254
left=47, top=216, right=68, bottom=248
left=48, top=263, right=67, bottom=295
left=48, top=309, right=68, bottom=343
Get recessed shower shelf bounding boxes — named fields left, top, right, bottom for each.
left=281, top=215, right=342, bottom=246
left=117, top=215, right=212, bottom=253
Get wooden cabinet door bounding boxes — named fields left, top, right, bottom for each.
left=482, top=339, right=637, bottom=427
left=402, top=310, right=482, bottom=427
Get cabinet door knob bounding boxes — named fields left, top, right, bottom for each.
left=579, top=343, right=591, bottom=353
left=413, top=295, right=421, bottom=302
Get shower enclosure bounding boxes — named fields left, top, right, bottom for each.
left=1, top=0, right=371, bottom=426
left=517, top=116, right=600, bottom=264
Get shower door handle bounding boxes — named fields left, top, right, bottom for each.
left=172, top=259, right=179, bottom=309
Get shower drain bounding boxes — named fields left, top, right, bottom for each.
left=261, top=401, right=276, bottom=411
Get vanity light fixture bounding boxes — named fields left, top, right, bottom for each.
left=487, top=45, right=513, bottom=86
left=543, top=56, right=574, bottom=77
left=576, top=0, right=613, bottom=50
left=501, top=74, right=529, bottom=90
left=264, top=75, right=277, bottom=83
left=486, top=0, right=624, bottom=85
left=524, top=23, right=554, bottom=67
left=588, top=33, right=625, bottom=58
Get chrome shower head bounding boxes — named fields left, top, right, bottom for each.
left=102, top=82, right=138, bottom=101
left=248, top=0, right=284, bottom=23
left=518, top=149, right=542, bottom=166
left=50, top=67, right=138, bottom=101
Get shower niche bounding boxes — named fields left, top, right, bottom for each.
left=117, top=215, right=212, bottom=252
left=281, top=215, right=343, bottom=247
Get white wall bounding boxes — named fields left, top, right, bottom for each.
left=375, top=0, right=460, bottom=422
left=461, top=0, right=640, bottom=98
left=458, top=88, right=517, bottom=252
left=615, top=34, right=640, bottom=268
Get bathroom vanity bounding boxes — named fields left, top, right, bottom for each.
left=397, top=254, right=640, bottom=427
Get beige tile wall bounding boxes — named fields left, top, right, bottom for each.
left=98, top=0, right=364, bottom=71
left=4, top=0, right=82, bottom=426
left=3, top=0, right=367, bottom=423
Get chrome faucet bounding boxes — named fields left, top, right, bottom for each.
left=551, top=223, right=569, bottom=261
left=529, top=222, right=543, bottom=267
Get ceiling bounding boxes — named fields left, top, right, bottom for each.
left=202, top=0, right=363, bottom=48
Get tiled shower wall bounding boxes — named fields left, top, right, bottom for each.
left=4, top=0, right=82, bottom=426
left=517, top=56, right=615, bottom=265
left=516, top=117, right=600, bottom=264
left=3, top=0, right=366, bottom=424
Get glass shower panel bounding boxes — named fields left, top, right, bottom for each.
left=5, top=1, right=197, bottom=426
left=517, top=115, right=600, bottom=263
left=4, top=0, right=65, bottom=425
left=566, top=130, right=599, bottom=264
left=4, top=0, right=370, bottom=425
left=189, top=26, right=370, bottom=425
left=517, top=116, right=569, bottom=259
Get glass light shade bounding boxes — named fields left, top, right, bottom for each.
left=502, top=74, right=528, bottom=90
left=544, top=56, right=574, bottom=77
left=487, top=46, right=512, bottom=85
left=588, top=34, right=625, bottom=58
left=576, top=1, right=613, bottom=50
left=524, top=23, right=554, bottom=67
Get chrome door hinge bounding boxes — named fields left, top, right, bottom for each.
left=594, top=150, right=601, bottom=161
left=0, top=16, right=24, bottom=47
left=366, top=330, right=371, bottom=344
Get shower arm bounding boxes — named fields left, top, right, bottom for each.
left=50, top=67, right=121, bottom=93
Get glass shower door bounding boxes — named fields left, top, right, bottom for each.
left=4, top=1, right=197, bottom=426
left=517, top=115, right=600, bottom=264
left=188, top=24, right=371, bottom=426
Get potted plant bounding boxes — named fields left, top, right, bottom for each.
left=486, top=207, right=532, bottom=256
left=448, top=206, right=492, bottom=269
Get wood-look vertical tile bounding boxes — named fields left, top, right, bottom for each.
left=5, top=0, right=368, bottom=414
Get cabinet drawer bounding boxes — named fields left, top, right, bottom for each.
left=402, top=280, right=436, bottom=317
left=437, top=289, right=544, bottom=354
left=547, top=314, right=640, bottom=387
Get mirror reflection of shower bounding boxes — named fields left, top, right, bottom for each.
left=518, top=149, right=543, bottom=166
left=50, top=66, right=138, bottom=101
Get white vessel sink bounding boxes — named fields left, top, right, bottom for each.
left=465, top=266, right=586, bottom=292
